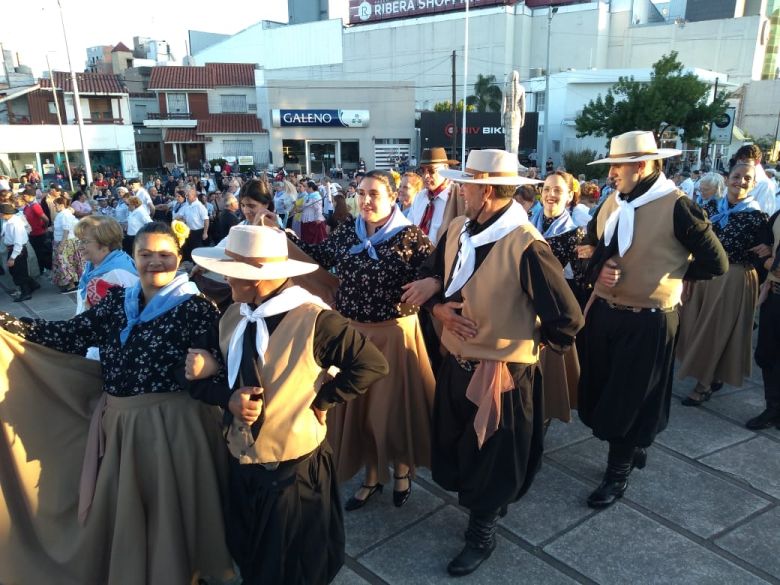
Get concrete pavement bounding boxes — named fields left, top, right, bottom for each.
left=2, top=271, right=778, bottom=585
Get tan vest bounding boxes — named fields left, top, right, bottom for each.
left=441, top=216, right=543, bottom=363
left=219, top=303, right=328, bottom=464
left=769, top=212, right=780, bottom=284
left=594, top=190, right=691, bottom=309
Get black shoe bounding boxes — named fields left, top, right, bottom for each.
left=745, top=409, right=780, bottom=430
left=587, top=477, right=628, bottom=509
left=344, top=483, right=383, bottom=511
left=587, top=445, right=634, bottom=509
left=710, top=381, right=724, bottom=393
left=681, top=384, right=712, bottom=407
left=13, top=293, right=32, bottom=303
left=447, top=541, right=496, bottom=577
left=393, top=473, right=412, bottom=508
left=447, top=511, right=498, bottom=577
left=632, top=448, right=647, bottom=470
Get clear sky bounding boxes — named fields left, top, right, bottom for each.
left=1, top=0, right=348, bottom=78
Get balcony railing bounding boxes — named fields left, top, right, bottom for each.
left=82, top=117, right=125, bottom=125
left=8, top=114, right=32, bottom=124
left=147, top=112, right=194, bottom=120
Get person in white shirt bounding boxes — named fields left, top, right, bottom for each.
left=51, top=197, right=83, bottom=293
left=406, top=147, right=459, bottom=245
left=1, top=202, right=39, bottom=301
left=123, top=196, right=153, bottom=254
left=174, top=186, right=209, bottom=261
left=734, top=144, right=776, bottom=215
left=678, top=172, right=695, bottom=200
left=128, top=177, right=155, bottom=216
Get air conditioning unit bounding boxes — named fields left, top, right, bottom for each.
left=529, top=67, right=544, bottom=78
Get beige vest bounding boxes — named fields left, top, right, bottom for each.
left=219, top=303, right=328, bottom=464
left=441, top=216, right=543, bottom=363
left=769, top=213, right=780, bottom=284
left=594, top=190, right=691, bottom=309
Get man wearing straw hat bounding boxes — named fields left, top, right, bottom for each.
left=187, top=225, right=388, bottom=585
left=577, top=131, right=727, bottom=509
left=404, top=149, right=584, bottom=576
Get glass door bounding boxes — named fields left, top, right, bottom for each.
left=307, top=141, right=339, bottom=177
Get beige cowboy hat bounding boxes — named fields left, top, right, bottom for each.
left=192, top=225, right=318, bottom=281
left=419, top=147, right=459, bottom=167
left=439, top=149, right=542, bottom=186
left=588, top=130, right=682, bottom=165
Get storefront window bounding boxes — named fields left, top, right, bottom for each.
left=341, top=140, right=359, bottom=173
left=282, top=139, right=305, bottom=173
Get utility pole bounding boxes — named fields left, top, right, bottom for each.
left=451, top=50, right=458, bottom=160
left=540, top=7, right=557, bottom=178
left=461, top=0, right=470, bottom=166
left=46, top=54, right=74, bottom=192
left=704, top=76, right=719, bottom=165
left=58, top=0, right=93, bottom=187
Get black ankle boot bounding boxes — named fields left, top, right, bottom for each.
left=447, top=510, right=498, bottom=577
left=587, top=443, right=635, bottom=509
left=745, top=408, right=780, bottom=430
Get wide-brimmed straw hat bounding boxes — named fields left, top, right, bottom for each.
left=588, top=131, right=681, bottom=165
left=419, top=147, right=459, bottom=167
left=439, top=149, right=542, bottom=186
left=192, top=225, right=318, bottom=281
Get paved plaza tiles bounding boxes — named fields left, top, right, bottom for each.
left=2, top=271, right=778, bottom=585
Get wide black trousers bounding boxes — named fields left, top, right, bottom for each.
left=7, top=248, right=36, bottom=295
left=578, top=299, right=679, bottom=448
left=432, top=355, right=544, bottom=514
left=755, top=291, right=780, bottom=409
left=225, top=442, right=345, bottom=585
left=28, top=233, right=51, bottom=272
left=181, top=228, right=204, bottom=262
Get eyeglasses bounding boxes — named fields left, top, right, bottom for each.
left=77, top=239, right=94, bottom=246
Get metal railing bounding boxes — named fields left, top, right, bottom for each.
left=147, top=112, right=194, bottom=120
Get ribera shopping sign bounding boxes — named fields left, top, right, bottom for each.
left=349, top=0, right=515, bottom=25
left=271, top=110, right=370, bottom=128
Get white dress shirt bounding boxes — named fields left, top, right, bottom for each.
left=2, top=214, right=29, bottom=259
left=407, top=183, right=451, bottom=245
left=176, top=200, right=209, bottom=230
left=114, top=202, right=129, bottom=226
left=53, top=208, right=79, bottom=242
left=750, top=164, right=777, bottom=216
left=127, top=206, right=153, bottom=236
left=135, top=187, right=155, bottom=214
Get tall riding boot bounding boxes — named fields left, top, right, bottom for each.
left=447, top=509, right=499, bottom=577
left=587, top=442, right=636, bottom=509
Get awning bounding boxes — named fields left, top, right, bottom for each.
left=164, top=128, right=212, bottom=143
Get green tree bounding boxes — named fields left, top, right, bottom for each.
left=562, top=149, right=598, bottom=179
left=575, top=52, right=728, bottom=147
left=466, top=74, right=503, bottom=113
left=432, top=99, right=475, bottom=112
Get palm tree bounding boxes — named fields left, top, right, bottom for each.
left=466, top=74, right=503, bottom=113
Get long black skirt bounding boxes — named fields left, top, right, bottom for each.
left=226, top=442, right=345, bottom=585
left=755, top=290, right=780, bottom=369
left=431, top=355, right=544, bottom=514
left=578, top=298, right=679, bottom=448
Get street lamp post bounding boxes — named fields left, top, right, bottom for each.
left=45, top=54, right=74, bottom=192
left=540, top=6, right=557, bottom=177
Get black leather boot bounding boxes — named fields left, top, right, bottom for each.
left=587, top=443, right=635, bottom=509
left=447, top=510, right=498, bottom=577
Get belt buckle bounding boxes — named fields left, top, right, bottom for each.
left=260, top=461, right=280, bottom=471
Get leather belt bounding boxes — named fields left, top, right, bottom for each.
left=599, top=297, right=676, bottom=314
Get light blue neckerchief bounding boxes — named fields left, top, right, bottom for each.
left=78, top=249, right=137, bottom=301
left=531, top=207, right=578, bottom=239
left=349, top=205, right=411, bottom=260
left=709, top=195, right=762, bottom=228
left=696, top=195, right=719, bottom=208
left=120, top=273, right=199, bottom=345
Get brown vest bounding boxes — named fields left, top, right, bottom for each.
left=219, top=302, right=328, bottom=464
left=769, top=213, right=780, bottom=284
left=594, top=190, right=691, bottom=309
left=441, top=216, right=544, bottom=363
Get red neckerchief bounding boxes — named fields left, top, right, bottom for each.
left=419, top=180, right=449, bottom=235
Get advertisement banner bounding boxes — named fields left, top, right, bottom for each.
left=420, top=111, right=538, bottom=153
left=349, top=0, right=515, bottom=25
left=272, top=109, right=370, bottom=128
left=709, top=107, right=736, bottom=145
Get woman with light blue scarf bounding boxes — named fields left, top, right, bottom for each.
left=290, top=170, right=436, bottom=512
left=533, top=171, right=587, bottom=425
left=678, top=162, right=771, bottom=406
left=0, top=221, right=236, bottom=584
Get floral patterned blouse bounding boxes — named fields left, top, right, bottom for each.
left=703, top=200, right=769, bottom=265
left=293, top=219, right=434, bottom=322
left=542, top=217, right=589, bottom=290
left=0, top=287, right=224, bottom=398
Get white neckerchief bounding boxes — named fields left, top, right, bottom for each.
left=603, top=173, right=677, bottom=256
left=444, top=201, right=528, bottom=298
left=227, top=285, right=330, bottom=388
